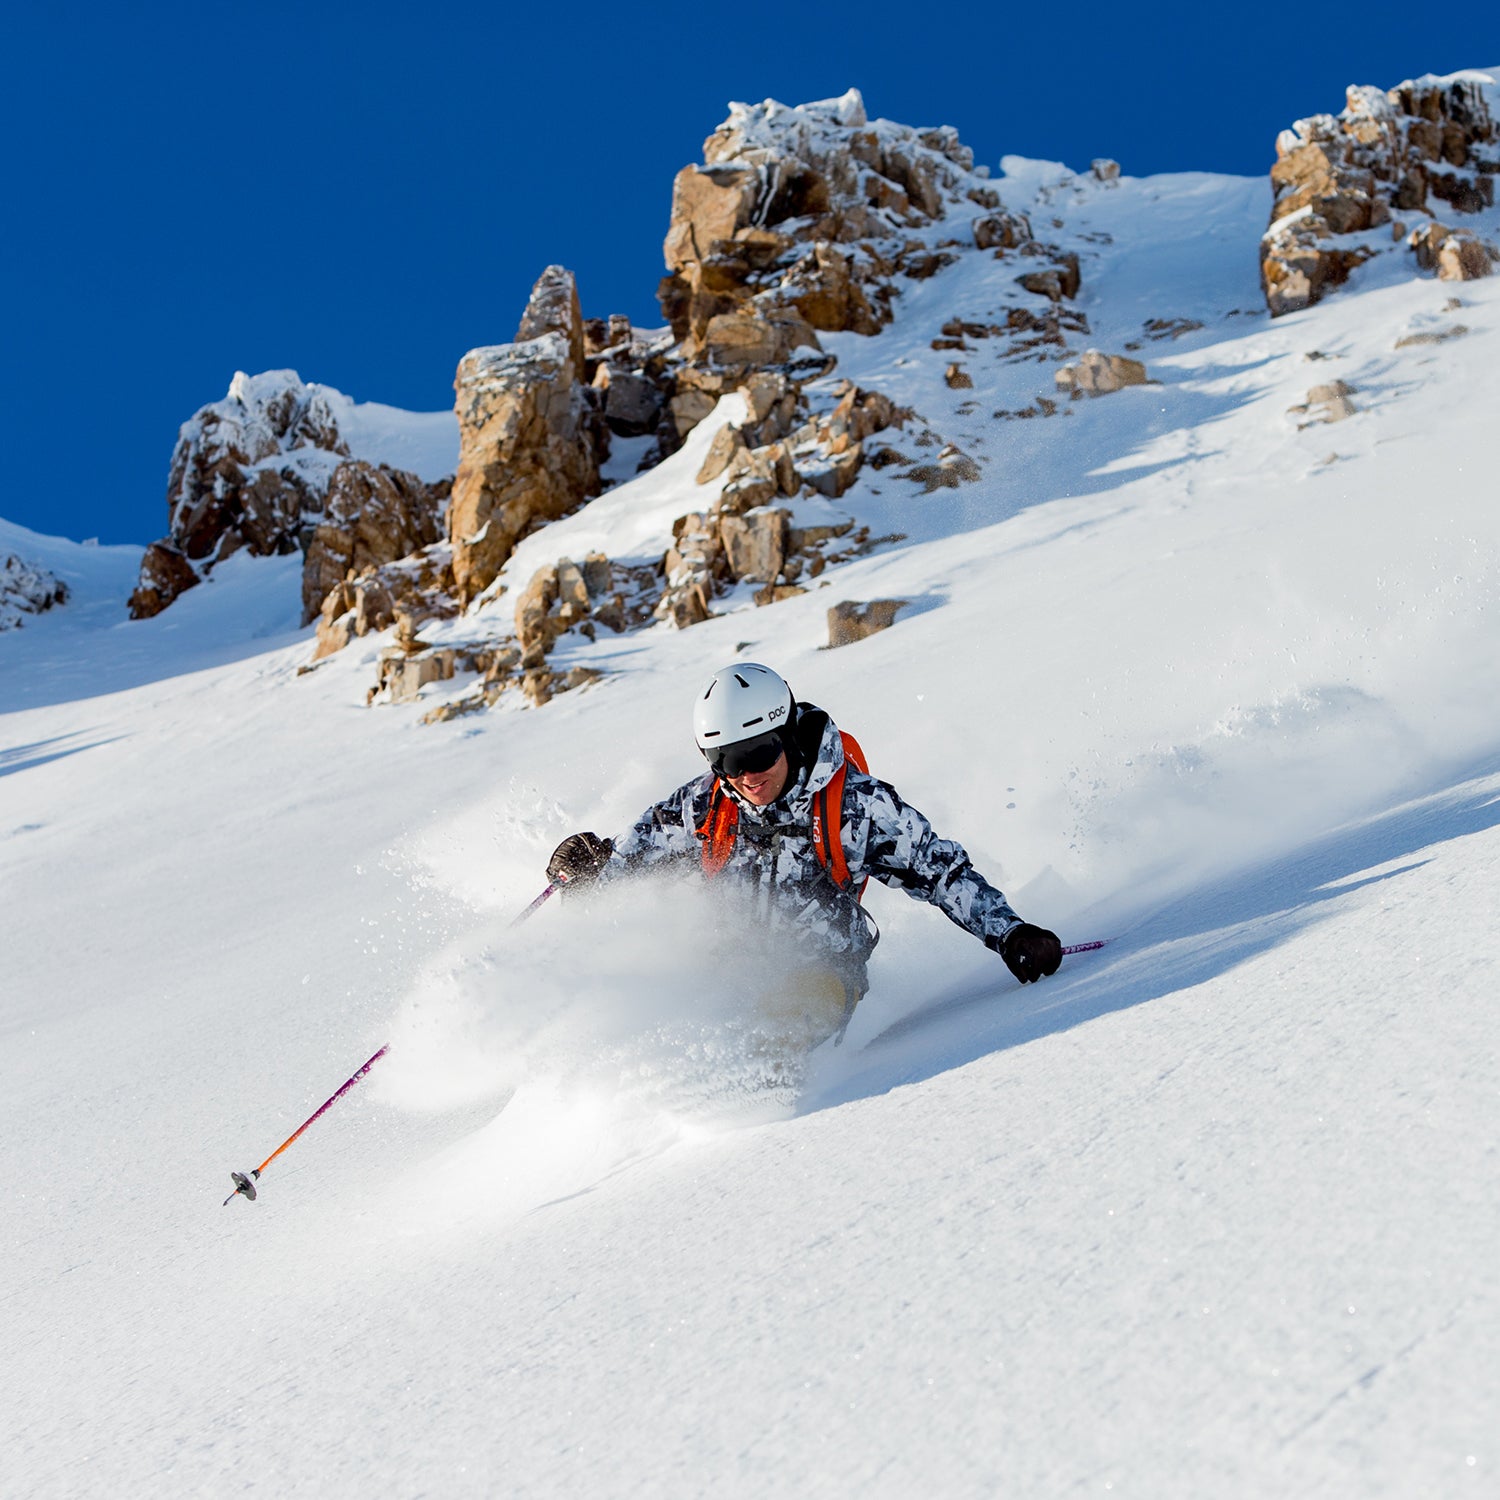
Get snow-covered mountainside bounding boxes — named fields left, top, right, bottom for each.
left=3, top=76, right=1498, bottom=1499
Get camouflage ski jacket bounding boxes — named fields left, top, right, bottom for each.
left=599, top=703, right=1023, bottom=986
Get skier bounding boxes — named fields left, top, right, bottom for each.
left=546, top=662, right=1061, bottom=1051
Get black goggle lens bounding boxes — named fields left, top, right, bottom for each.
left=706, top=731, right=785, bottom=778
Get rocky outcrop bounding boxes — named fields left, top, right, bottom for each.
left=311, top=542, right=457, bottom=661
left=1262, top=73, right=1500, bottom=315
left=513, top=552, right=647, bottom=669
left=128, top=371, right=350, bottom=618
left=448, top=267, right=603, bottom=606
left=656, top=89, right=1018, bottom=409
left=1, top=553, right=69, bottom=630
left=128, top=370, right=455, bottom=622
left=405, top=552, right=650, bottom=718
left=653, top=381, right=907, bottom=628
left=1055, top=351, right=1149, bottom=398
left=301, top=461, right=450, bottom=625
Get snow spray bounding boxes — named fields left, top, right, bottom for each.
left=223, top=878, right=562, bottom=1205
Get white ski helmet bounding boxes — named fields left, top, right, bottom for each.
left=693, top=662, right=795, bottom=758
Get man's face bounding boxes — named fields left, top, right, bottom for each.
left=728, top=750, right=789, bottom=806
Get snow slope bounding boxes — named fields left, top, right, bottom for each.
left=3, top=119, right=1498, bottom=1497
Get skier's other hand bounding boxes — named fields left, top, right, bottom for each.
left=995, top=923, right=1063, bottom=984
left=547, top=832, right=614, bottom=888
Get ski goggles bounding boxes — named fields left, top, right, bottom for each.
left=704, top=730, right=786, bottom=779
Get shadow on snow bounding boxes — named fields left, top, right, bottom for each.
left=0, top=731, right=128, bottom=779
left=801, top=753, right=1500, bottom=1114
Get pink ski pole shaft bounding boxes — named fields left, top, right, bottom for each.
left=224, top=880, right=562, bottom=1204
left=509, top=878, right=563, bottom=926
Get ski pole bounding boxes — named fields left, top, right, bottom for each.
left=1061, top=939, right=1109, bottom=956
left=223, top=1045, right=389, bottom=1204
left=224, top=878, right=563, bottom=1206
left=509, top=877, right=563, bottom=926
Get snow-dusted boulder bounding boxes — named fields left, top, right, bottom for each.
left=1055, top=351, right=1149, bottom=398
left=1, top=552, right=68, bottom=629
left=1262, top=71, right=1500, bottom=316
left=1409, top=221, right=1499, bottom=280
left=827, top=598, right=905, bottom=648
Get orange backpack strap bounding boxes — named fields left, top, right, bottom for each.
left=700, top=730, right=868, bottom=894
left=697, top=782, right=738, bottom=876
left=814, top=732, right=868, bottom=897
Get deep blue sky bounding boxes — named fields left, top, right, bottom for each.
left=2, top=2, right=1485, bottom=544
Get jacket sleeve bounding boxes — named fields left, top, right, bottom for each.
left=853, top=775, right=1022, bottom=946
left=597, top=778, right=708, bottom=881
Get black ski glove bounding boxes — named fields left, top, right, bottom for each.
left=992, top=923, right=1063, bottom=984
left=547, top=832, right=614, bottom=888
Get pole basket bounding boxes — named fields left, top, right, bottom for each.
left=224, top=1170, right=258, bottom=1206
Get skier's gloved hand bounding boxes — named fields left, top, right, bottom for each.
left=547, top=832, right=614, bottom=888
left=993, top=923, right=1063, bottom=984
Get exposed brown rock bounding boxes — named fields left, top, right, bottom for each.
left=128, top=371, right=354, bottom=618
left=696, top=423, right=748, bottom=485
left=311, top=542, right=457, bottom=661
left=904, top=444, right=981, bottom=492
left=128, top=542, right=201, bottom=620
left=1016, top=251, right=1081, bottom=303
left=1289, top=380, right=1359, bottom=424
left=1393, top=324, right=1469, bottom=348
left=372, top=647, right=455, bottom=706
left=301, top=462, right=448, bottom=625
left=1437, top=233, right=1497, bottom=281
left=972, top=211, right=1033, bottom=250
left=802, top=445, right=865, bottom=498
left=828, top=598, right=906, bottom=648
left=515, top=264, right=587, bottom=375
left=513, top=551, right=618, bottom=669
left=663, top=165, right=765, bottom=275
left=781, top=244, right=882, bottom=335
left=668, top=387, right=718, bottom=441
left=657, top=397, right=888, bottom=625
left=1262, top=75, right=1500, bottom=315
left=449, top=269, right=601, bottom=606
left=592, top=365, right=662, bottom=437
left=1055, top=351, right=1149, bottom=397
left=720, top=509, right=790, bottom=582
left=657, top=91, right=1010, bottom=388
left=1262, top=220, right=1377, bottom=316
